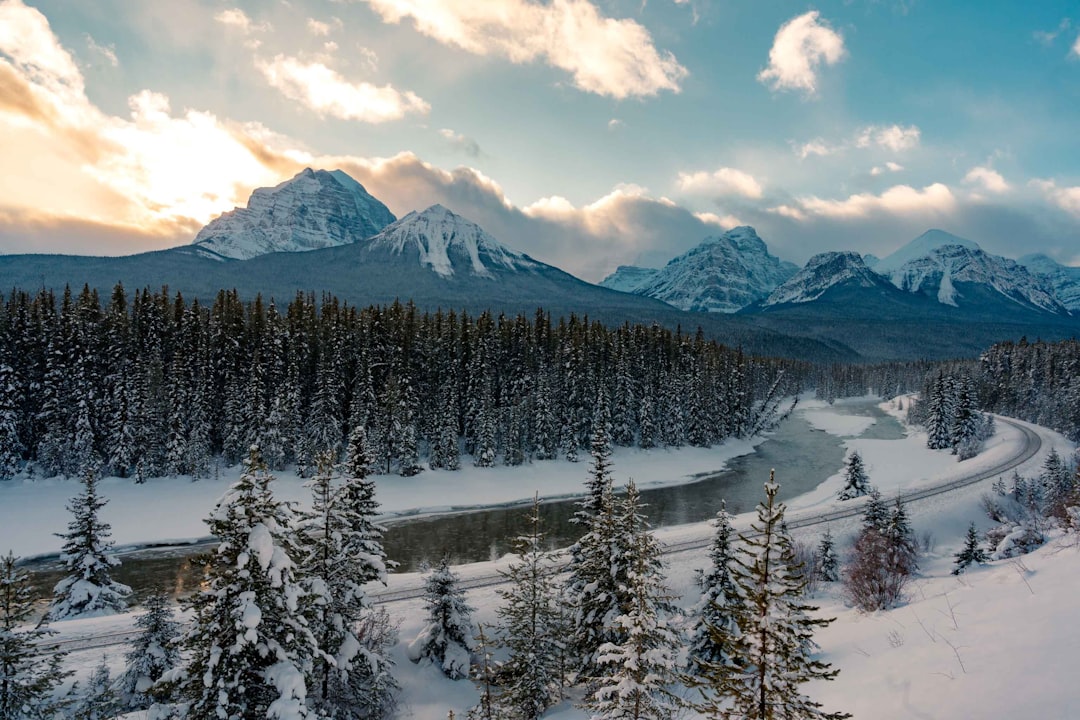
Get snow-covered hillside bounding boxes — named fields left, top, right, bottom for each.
left=873, top=229, right=981, bottom=274
left=1019, top=253, right=1080, bottom=312
left=598, top=265, right=659, bottom=293
left=191, top=168, right=396, bottom=260
left=763, top=251, right=883, bottom=306
left=365, top=204, right=537, bottom=278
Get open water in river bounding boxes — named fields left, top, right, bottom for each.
left=23, top=400, right=904, bottom=602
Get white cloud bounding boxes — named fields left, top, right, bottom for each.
left=256, top=55, right=429, bottom=123
left=84, top=34, right=118, bottom=67
left=856, top=124, right=920, bottom=152
left=438, top=127, right=480, bottom=157
left=214, top=7, right=269, bottom=48
left=694, top=211, right=743, bottom=228
left=1073, top=32, right=1080, bottom=57
left=757, top=10, right=845, bottom=96
left=774, top=183, right=956, bottom=220
left=796, top=139, right=834, bottom=159
left=963, top=166, right=1009, bottom=194
left=676, top=167, right=763, bottom=199
left=1033, top=19, right=1070, bottom=46
left=608, top=118, right=623, bottom=130
left=357, top=0, right=687, bottom=99
left=1032, top=179, right=1080, bottom=217
left=307, top=18, right=342, bottom=36
left=870, top=161, right=904, bottom=176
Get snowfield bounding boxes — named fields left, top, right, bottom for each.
left=37, top=397, right=1080, bottom=719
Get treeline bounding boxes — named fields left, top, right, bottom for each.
left=0, top=284, right=807, bottom=481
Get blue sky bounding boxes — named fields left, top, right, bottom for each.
left=0, top=0, right=1078, bottom=280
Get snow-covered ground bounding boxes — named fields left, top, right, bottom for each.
left=44, top=398, right=1080, bottom=719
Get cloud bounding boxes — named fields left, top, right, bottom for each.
left=1033, top=18, right=1070, bottom=46
left=1074, top=32, right=1080, bottom=57
left=870, top=161, right=904, bottom=176
left=694, top=211, right=743, bottom=228
left=438, top=127, right=481, bottom=157
left=1032, top=179, right=1080, bottom=217
left=307, top=18, right=342, bottom=36
left=84, top=34, right=118, bottom=68
left=608, top=118, right=623, bottom=130
left=856, top=124, right=920, bottom=152
left=963, top=166, right=1009, bottom=194
left=356, top=0, right=687, bottom=99
left=773, top=183, right=956, bottom=221
left=213, top=7, right=269, bottom=48
left=676, top=167, right=764, bottom=199
left=256, top=55, right=430, bottom=123
left=795, top=139, right=833, bottom=159
left=757, top=10, right=845, bottom=96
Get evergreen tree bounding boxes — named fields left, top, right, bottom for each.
left=925, top=373, right=954, bottom=450
left=496, top=495, right=561, bottom=720
left=408, top=558, right=475, bottom=680
left=0, top=552, right=71, bottom=719
left=687, top=503, right=743, bottom=674
left=952, top=523, right=989, bottom=575
left=861, top=489, right=889, bottom=532
left=884, top=498, right=919, bottom=578
left=117, top=593, right=181, bottom=711
left=694, top=477, right=849, bottom=720
left=176, top=447, right=314, bottom=720
left=467, top=624, right=499, bottom=720
left=71, top=658, right=120, bottom=720
left=0, top=364, right=22, bottom=480
left=817, top=530, right=839, bottom=583
left=837, top=451, right=872, bottom=501
left=582, top=482, right=682, bottom=720
left=50, top=466, right=131, bottom=620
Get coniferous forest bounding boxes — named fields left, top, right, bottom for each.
left=0, top=284, right=807, bottom=482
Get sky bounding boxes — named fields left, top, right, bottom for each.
left=0, top=0, right=1078, bottom=281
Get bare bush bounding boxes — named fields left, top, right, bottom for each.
left=843, top=529, right=911, bottom=611
left=792, top=541, right=820, bottom=596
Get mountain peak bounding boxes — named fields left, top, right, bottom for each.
left=191, top=168, right=395, bottom=260
left=763, top=251, right=880, bottom=307
left=875, top=229, right=980, bottom=273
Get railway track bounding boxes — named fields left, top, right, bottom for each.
left=44, top=417, right=1042, bottom=653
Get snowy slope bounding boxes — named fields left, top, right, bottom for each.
left=874, top=228, right=981, bottom=274
left=763, top=251, right=884, bottom=306
left=886, top=244, right=1068, bottom=315
left=1018, top=253, right=1080, bottom=312
left=190, top=168, right=396, bottom=260
left=363, top=204, right=537, bottom=278
left=617, top=226, right=798, bottom=313
left=598, top=265, right=659, bottom=293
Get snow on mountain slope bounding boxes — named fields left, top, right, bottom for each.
left=599, top=265, right=660, bottom=293
left=886, top=244, right=1068, bottom=315
left=1018, top=253, right=1080, bottom=312
left=625, top=226, right=798, bottom=313
left=874, top=229, right=981, bottom=274
left=191, top=168, right=396, bottom=260
left=364, top=204, right=537, bottom=278
left=763, top=251, right=882, bottom=306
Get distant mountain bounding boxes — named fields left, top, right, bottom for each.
left=885, top=244, right=1068, bottom=316
left=189, top=168, right=395, bottom=260
left=365, top=204, right=537, bottom=278
left=1018, top=254, right=1080, bottom=312
left=599, top=266, right=659, bottom=293
left=762, top=251, right=889, bottom=307
left=873, top=229, right=980, bottom=274
left=600, top=226, right=798, bottom=313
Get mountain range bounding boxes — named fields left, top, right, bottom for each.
left=1, top=168, right=1077, bottom=362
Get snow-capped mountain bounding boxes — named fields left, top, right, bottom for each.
left=364, top=204, right=536, bottom=278
left=885, top=245, right=1068, bottom=315
left=599, top=266, right=659, bottom=293
left=762, top=251, right=885, bottom=307
left=191, top=168, right=396, bottom=260
left=600, top=226, right=798, bottom=313
left=873, top=229, right=980, bottom=274
left=1018, top=254, right=1080, bottom=312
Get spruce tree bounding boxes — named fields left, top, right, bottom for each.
left=817, top=530, right=839, bottom=583
left=861, top=489, right=889, bottom=532
left=695, top=476, right=849, bottom=720
left=176, top=446, right=315, bottom=720
left=71, top=657, right=120, bottom=720
left=0, top=364, right=22, bottom=481
left=582, top=482, right=682, bottom=720
left=837, top=451, right=872, bottom=501
left=50, top=466, right=131, bottom=620
left=884, top=498, right=919, bottom=577
left=496, top=495, right=561, bottom=720
left=117, top=593, right=181, bottom=710
left=687, top=503, right=743, bottom=674
left=952, top=523, right=988, bottom=575
left=0, top=552, right=71, bottom=719
left=408, top=557, right=475, bottom=680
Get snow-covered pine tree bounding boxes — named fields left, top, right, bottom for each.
left=71, top=657, right=120, bottom=720
left=837, top=451, right=872, bottom=500
left=925, top=373, right=954, bottom=450
left=950, top=374, right=980, bottom=452
left=0, top=363, right=23, bottom=481
left=176, top=446, right=315, bottom=720
left=952, top=522, right=988, bottom=575
left=50, top=466, right=131, bottom=620
left=861, top=489, right=889, bottom=532
left=576, top=389, right=614, bottom=525
left=496, top=495, right=562, bottom=720
left=637, top=395, right=656, bottom=450
left=298, top=446, right=399, bottom=720
left=467, top=623, right=499, bottom=720
left=582, top=481, right=682, bottom=720
left=817, top=530, right=839, bottom=583
left=116, top=593, right=181, bottom=710
left=884, top=498, right=919, bottom=577
left=695, top=476, right=850, bottom=720
left=687, top=503, right=743, bottom=675
left=0, top=552, right=71, bottom=719
left=408, top=557, right=475, bottom=680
